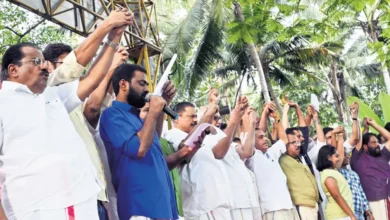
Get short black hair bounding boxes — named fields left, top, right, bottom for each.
left=112, top=64, right=147, bottom=95
left=285, top=127, right=298, bottom=135
left=323, top=127, right=334, bottom=136
left=220, top=123, right=227, bottom=130
left=362, top=132, right=377, bottom=146
left=385, top=122, right=390, bottom=132
left=316, top=145, right=337, bottom=171
left=1, top=43, right=40, bottom=80
left=377, top=133, right=383, bottom=143
left=233, top=137, right=241, bottom=143
left=173, top=102, right=195, bottom=115
left=43, top=43, right=72, bottom=62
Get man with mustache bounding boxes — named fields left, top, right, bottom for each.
left=0, top=8, right=132, bottom=220
left=99, top=64, right=190, bottom=220
left=248, top=102, right=300, bottom=220
left=350, top=118, right=390, bottom=220
left=164, top=97, right=249, bottom=220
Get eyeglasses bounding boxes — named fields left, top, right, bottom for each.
left=51, top=60, right=64, bottom=64
left=213, top=116, right=221, bottom=121
left=17, top=58, right=47, bottom=67
left=288, top=141, right=301, bottom=146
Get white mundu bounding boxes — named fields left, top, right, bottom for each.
left=0, top=81, right=101, bottom=220
left=248, top=140, right=294, bottom=214
left=164, top=127, right=233, bottom=220
left=223, top=143, right=260, bottom=220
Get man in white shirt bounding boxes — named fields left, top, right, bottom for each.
left=164, top=97, right=249, bottom=220
left=249, top=103, right=299, bottom=220
left=0, top=9, right=132, bottom=220
left=222, top=108, right=262, bottom=220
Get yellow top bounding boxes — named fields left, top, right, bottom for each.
left=320, top=169, right=353, bottom=220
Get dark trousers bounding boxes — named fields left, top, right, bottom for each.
left=98, top=200, right=109, bottom=220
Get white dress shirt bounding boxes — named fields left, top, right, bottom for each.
left=163, top=127, right=232, bottom=218
left=0, top=81, right=102, bottom=220
left=249, top=140, right=293, bottom=213
left=223, top=143, right=259, bottom=209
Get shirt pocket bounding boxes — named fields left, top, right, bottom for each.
left=45, top=99, right=68, bottom=121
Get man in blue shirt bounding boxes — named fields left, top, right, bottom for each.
left=99, top=64, right=189, bottom=220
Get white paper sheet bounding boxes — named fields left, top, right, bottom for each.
left=183, top=123, right=221, bottom=149
left=154, top=54, right=177, bottom=96
left=311, top=93, right=320, bottom=112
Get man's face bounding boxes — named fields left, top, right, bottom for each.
left=293, top=129, right=305, bottom=145
left=8, top=46, right=49, bottom=94
left=123, top=70, right=149, bottom=108
left=139, top=103, right=149, bottom=120
left=175, top=106, right=198, bottom=133
left=342, top=150, right=350, bottom=166
left=325, top=131, right=333, bottom=145
left=48, top=52, right=68, bottom=73
left=365, top=135, right=381, bottom=157
left=255, top=129, right=269, bottom=153
left=212, top=113, right=221, bottom=127
left=287, top=134, right=301, bottom=157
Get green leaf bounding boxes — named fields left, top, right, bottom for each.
left=378, top=91, right=390, bottom=123
left=347, top=96, right=384, bottom=132
left=350, top=0, right=365, bottom=11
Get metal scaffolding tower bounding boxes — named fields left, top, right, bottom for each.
left=7, top=0, right=163, bottom=91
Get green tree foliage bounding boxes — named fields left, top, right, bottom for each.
left=0, top=1, right=77, bottom=59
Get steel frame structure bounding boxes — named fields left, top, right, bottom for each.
left=7, top=0, right=163, bottom=91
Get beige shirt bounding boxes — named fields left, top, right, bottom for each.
left=48, top=51, right=108, bottom=201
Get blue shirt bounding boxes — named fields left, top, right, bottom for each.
left=339, top=168, right=370, bottom=214
left=99, top=101, right=178, bottom=220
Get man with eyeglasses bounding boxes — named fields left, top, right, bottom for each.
left=163, top=97, right=249, bottom=220
left=0, top=8, right=133, bottom=220
left=279, top=128, right=320, bottom=220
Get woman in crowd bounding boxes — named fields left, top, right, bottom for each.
left=317, top=144, right=356, bottom=220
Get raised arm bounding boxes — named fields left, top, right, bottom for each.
left=212, top=96, right=248, bottom=159
left=362, top=118, right=369, bottom=135
left=137, top=96, right=166, bottom=157
left=83, top=47, right=129, bottom=128
left=312, top=106, right=325, bottom=143
left=271, top=109, right=288, bottom=145
left=349, top=102, right=360, bottom=146
left=236, top=108, right=257, bottom=159
left=367, top=118, right=390, bottom=151
left=77, top=12, right=132, bottom=101
left=258, top=103, right=271, bottom=132
left=289, top=101, right=306, bottom=127
left=334, top=126, right=345, bottom=169
left=74, top=9, right=132, bottom=66
left=156, top=81, right=176, bottom=138
left=324, top=177, right=356, bottom=220
left=281, top=103, right=290, bottom=129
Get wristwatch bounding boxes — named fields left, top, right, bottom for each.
left=104, top=39, right=119, bottom=50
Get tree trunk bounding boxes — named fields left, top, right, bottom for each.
left=339, top=71, right=351, bottom=124
left=263, top=66, right=283, bottom=113
left=234, top=1, right=270, bottom=103
left=366, top=4, right=390, bottom=94
left=330, top=61, right=345, bottom=123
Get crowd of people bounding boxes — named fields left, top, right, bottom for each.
left=0, top=7, right=389, bottom=220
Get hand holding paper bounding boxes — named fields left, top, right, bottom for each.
left=310, top=94, right=320, bottom=112
left=183, top=123, right=217, bottom=149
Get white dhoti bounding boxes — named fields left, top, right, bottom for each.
left=262, top=208, right=300, bottom=220
left=186, top=206, right=232, bottom=220
left=20, top=196, right=98, bottom=220
left=369, top=198, right=390, bottom=220
left=296, top=204, right=318, bottom=220
left=230, top=208, right=253, bottom=220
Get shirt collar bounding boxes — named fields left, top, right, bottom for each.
left=1, top=81, right=35, bottom=94
left=112, top=100, right=140, bottom=115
